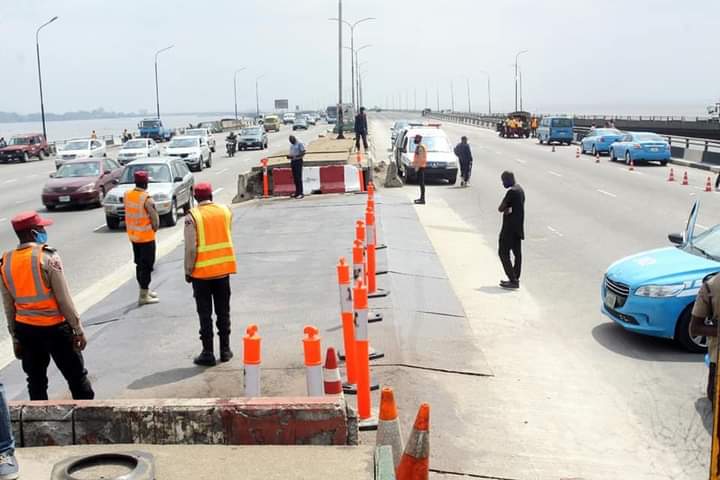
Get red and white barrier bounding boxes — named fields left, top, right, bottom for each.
left=270, top=165, right=363, bottom=196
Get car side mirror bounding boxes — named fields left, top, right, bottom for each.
left=104, top=170, right=111, bottom=175
left=112, top=179, right=119, bottom=185
left=48, top=172, right=55, bottom=178
left=174, top=176, right=183, bottom=183
left=668, top=232, right=684, bottom=245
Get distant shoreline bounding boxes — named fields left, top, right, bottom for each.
left=0, top=111, right=250, bottom=124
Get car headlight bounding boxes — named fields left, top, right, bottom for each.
left=446, top=160, right=458, bottom=168
left=635, top=284, right=684, bottom=297
left=153, top=193, right=170, bottom=202
left=104, top=194, right=119, bottom=205
left=77, top=183, right=96, bottom=193
left=187, top=152, right=200, bottom=159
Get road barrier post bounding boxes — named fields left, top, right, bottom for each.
left=354, top=280, right=378, bottom=430
left=337, top=257, right=357, bottom=390
left=366, top=207, right=388, bottom=298
left=303, top=325, right=324, bottom=396
left=243, top=324, right=261, bottom=397
left=261, top=158, right=269, bottom=198
left=356, top=152, right=366, bottom=193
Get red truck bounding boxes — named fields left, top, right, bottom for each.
left=0, top=133, right=49, bottom=163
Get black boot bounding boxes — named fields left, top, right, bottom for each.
left=193, top=337, right=216, bottom=366
left=219, top=335, right=233, bottom=362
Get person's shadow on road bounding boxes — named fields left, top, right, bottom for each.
left=127, top=367, right=205, bottom=390
left=695, top=397, right=713, bottom=435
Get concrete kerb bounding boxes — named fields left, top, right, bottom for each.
left=10, top=397, right=357, bottom=447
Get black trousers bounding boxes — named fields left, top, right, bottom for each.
left=417, top=167, right=426, bottom=200
left=192, top=276, right=231, bottom=341
left=498, top=235, right=522, bottom=282
left=14, top=322, right=94, bottom=401
left=132, top=240, right=156, bottom=289
left=459, top=159, right=472, bottom=182
left=355, top=133, right=368, bottom=151
left=291, top=159, right=304, bottom=196
left=709, top=362, right=717, bottom=403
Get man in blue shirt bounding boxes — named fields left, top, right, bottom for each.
left=287, top=135, right=306, bottom=199
left=354, top=107, right=369, bottom=151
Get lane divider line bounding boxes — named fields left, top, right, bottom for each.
left=215, top=168, right=229, bottom=175
left=93, top=224, right=106, bottom=232
left=547, top=226, right=564, bottom=237
left=547, top=171, right=563, bottom=178
left=596, top=189, right=617, bottom=198
left=3, top=179, right=17, bottom=184
left=696, top=223, right=709, bottom=230
left=515, top=158, right=527, bottom=165
left=213, top=188, right=224, bottom=195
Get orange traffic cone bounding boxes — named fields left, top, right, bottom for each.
left=667, top=168, right=675, bottom=182
left=628, top=159, right=635, bottom=171
left=706, top=176, right=713, bottom=192
left=682, top=171, right=689, bottom=185
left=377, top=387, right=404, bottom=469
left=396, top=403, right=430, bottom=480
left=575, top=147, right=580, bottom=159
left=323, top=347, right=343, bottom=396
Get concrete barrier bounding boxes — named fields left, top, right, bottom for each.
left=11, top=397, right=357, bottom=447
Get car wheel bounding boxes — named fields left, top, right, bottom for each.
left=96, top=188, right=105, bottom=207
left=22, top=152, right=29, bottom=163
left=105, top=215, right=120, bottom=230
left=45, top=204, right=56, bottom=211
left=610, top=149, right=616, bottom=162
left=37, top=150, right=46, bottom=160
left=447, top=172, right=458, bottom=185
left=211, top=146, right=216, bottom=153
left=660, top=160, right=668, bottom=166
left=161, top=199, right=178, bottom=227
left=206, top=152, right=212, bottom=168
left=198, top=157, right=204, bottom=171
left=580, top=143, right=585, bottom=154
left=625, top=151, right=631, bottom=165
left=539, top=138, right=544, bottom=145
left=183, top=194, right=195, bottom=215
left=675, top=307, right=707, bottom=353
left=592, top=145, right=597, bottom=156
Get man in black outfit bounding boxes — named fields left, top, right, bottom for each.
left=287, top=135, right=306, bottom=199
left=498, top=171, right=525, bottom=289
left=453, top=136, right=473, bottom=187
left=354, top=107, right=369, bottom=151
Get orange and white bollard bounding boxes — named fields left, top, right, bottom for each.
left=356, top=152, right=366, bottom=193
left=243, top=324, right=261, bottom=397
left=682, top=171, right=689, bottom=185
left=261, top=158, right=269, bottom=198
left=366, top=208, right=389, bottom=299
left=323, top=347, right=343, bottom=396
left=352, top=238, right=365, bottom=284
left=337, top=257, right=357, bottom=389
left=303, top=325, right=323, bottom=396
left=354, top=280, right=378, bottom=430
left=706, top=176, right=713, bottom=192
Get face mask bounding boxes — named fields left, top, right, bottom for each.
left=33, top=230, right=48, bottom=244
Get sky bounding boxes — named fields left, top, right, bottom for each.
left=1, top=0, right=719, bottom=116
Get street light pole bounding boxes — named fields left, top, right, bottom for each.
left=234, top=67, right=246, bottom=120
left=36, top=16, right=58, bottom=141
left=466, top=78, right=471, bottom=113
left=479, top=70, right=492, bottom=115
left=355, top=45, right=371, bottom=109
left=154, top=44, right=174, bottom=119
left=255, top=74, right=265, bottom=119
left=450, top=81, right=455, bottom=112
left=514, top=49, right=528, bottom=111
left=329, top=16, right=375, bottom=112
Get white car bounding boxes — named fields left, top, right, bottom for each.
left=283, top=112, right=296, bottom=125
left=165, top=136, right=212, bottom=172
left=56, top=138, right=106, bottom=169
left=186, top=128, right=216, bottom=153
left=393, top=124, right=458, bottom=184
left=117, top=138, right=160, bottom=165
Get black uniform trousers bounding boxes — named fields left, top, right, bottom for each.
left=709, top=362, right=717, bottom=403
left=14, top=322, right=94, bottom=401
left=498, top=234, right=522, bottom=283
left=132, top=240, right=156, bottom=289
left=459, top=159, right=472, bottom=182
left=291, top=159, right=304, bottom=196
left=192, top=276, right=231, bottom=341
left=355, top=133, right=368, bottom=151
left=417, top=167, right=426, bottom=200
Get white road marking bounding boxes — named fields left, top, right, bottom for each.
left=216, top=168, right=229, bottom=175
left=547, top=170, right=563, bottom=178
left=93, top=224, right=106, bottom=232
left=597, top=189, right=617, bottom=198
left=213, top=188, right=224, bottom=195
left=495, top=151, right=503, bottom=155
left=28, top=174, right=37, bottom=178
left=515, top=158, right=527, bottom=165
left=694, top=186, right=704, bottom=191
left=3, top=179, right=17, bottom=184
left=547, top=226, right=564, bottom=237
left=14, top=199, right=29, bottom=205
left=696, top=223, right=709, bottom=230
left=0, top=218, right=5, bottom=223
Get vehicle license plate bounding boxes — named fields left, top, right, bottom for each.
left=651, top=147, right=659, bottom=152
left=605, top=291, right=617, bottom=309
left=59, top=196, right=70, bottom=203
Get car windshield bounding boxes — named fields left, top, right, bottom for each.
left=119, top=164, right=172, bottom=184
left=393, top=122, right=408, bottom=130
left=687, top=225, right=720, bottom=260
left=62, top=141, right=89, bottom=151
left=596, top=129, right=622, bottom=136
left=634, top=133, right=664, bottom=142
left=551, top=118, right=573, bottom=127
left=168, top=138, right=198, bottom=148
left=123, top=140, right=148, bottom=149
left=8, top=137, right=32, bottom=145
left=140, top=120, right=160, bottom=128
left=408, top=136, right=451, bottom=153
left=186, top=129, right=206, bottom=136
left=241, top=128, right=262, bottom=135
left=55, top=162, right=100, bottom=178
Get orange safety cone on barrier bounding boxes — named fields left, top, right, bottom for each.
left=706, top=176, right=713, bottom=192
left=354, top=280, right=378, bottom=431
left=243, top=324, right=261, bottom=397
left=261, top=158, right=270, bottom=198
left=377, top=387, right=404, bottom=469
left=366, top=208, right=389, bottom=299
left=396, top=403, right=430, bottom=480
left=337, top=258, right=357, bottom=389
left=667, top=168, right=675, bottom=182
left=303, top=326, right=323, bottom=396
left=323, top=347, right=343, bottom=396
left=366, top=188, right=388, bottom=252
left=682, top=171, right=689, bottom=185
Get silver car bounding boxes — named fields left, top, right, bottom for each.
left=103, top=157, right=194, bottom=230
left=117, top=138, right=161, bottom=165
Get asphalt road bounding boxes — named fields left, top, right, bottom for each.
left=0, top=123, right=326, bottom=342
left=370, top=112, right=718, bottom=478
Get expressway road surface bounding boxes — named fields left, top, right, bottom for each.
left=368, top=113, right=718, bottom=479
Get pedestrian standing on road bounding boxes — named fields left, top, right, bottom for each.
left=123, top=171, right=160, bottom=306
left=287, top=135, right=306, bottom=199
left=497, top=171, right=525, bottom=289
left=690, top=273, right=720, bottom=404
left=0, top=211, right=94, bottom=401
left=0, top=384, right=18, bottom=478
left=354, top=107, right=369, bottom=152
left=453, top=136, right=473, bottom=187
left=90, top=130, right=97, bottom=140
left=184, top=183, right=237, bottom=367
left=413, top=134, right=427, bottom=205
left=530, top=116, right=538, bottom=137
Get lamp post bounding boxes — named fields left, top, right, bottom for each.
left=478, top=70, right=492, bottom=115
left=329, top=15, right=375, bottom=112
left=355, top=45, right=371, bottom=109
left=255, top=74, right=266, bottom=119
left=514, top=49, right=528, bottom=111
left=466, top=79, right=471, bottom=113
left=154, top=45, right=174, bottom=119
left=450, top=81, right=455, bottom=112
left=233, top=67, right=247, bottom=120
left=36, top=16, right=58, bottom=141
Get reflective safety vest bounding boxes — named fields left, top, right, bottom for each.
left=124, top=189, right=155, bottom=243
left=1, top=246, right=64, bottom=326
left=190, top=203, right=237, bottom=279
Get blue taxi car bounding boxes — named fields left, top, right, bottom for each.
left=609, top=132, right=671, bottom=166
left=601, top=201, right=720, bottom=352
left=580, top=128, right=624, bottom=156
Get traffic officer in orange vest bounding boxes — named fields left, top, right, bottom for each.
left=184, top=183, right=237, bottom=366
left=0, top=212, right=94, bottom=400
left=124, top=170, right=160, bottom=306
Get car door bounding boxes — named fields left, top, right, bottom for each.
left=616, top=134, right=631, bottom=156
left=178, top=161, right=194, bottom=203
left=170, top=161, right=187, bottom=205
left=584, top=128, right=596, bottom=149
left=149, top=139, right=158, bottom=156
left=102, top=158, right=119, bottom=191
